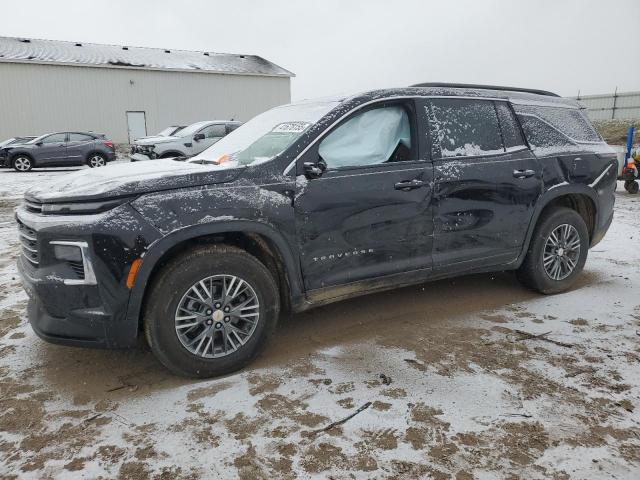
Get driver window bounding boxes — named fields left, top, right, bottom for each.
left=42, top=133, right=67, bottom=144
left=200, top=124, right=226, bottom=139
left=318, top=105, right=413, bottom=169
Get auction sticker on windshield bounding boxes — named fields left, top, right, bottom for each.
left=272, top=122, right=312, bottom=134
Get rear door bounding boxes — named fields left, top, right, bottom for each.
left=66, top=133, right=95, bottom=165
left=295, top=100, right=434, bottom=292
left=34, top=133, right=68, bottom=164
left=423, top=98, right=541, bottom=273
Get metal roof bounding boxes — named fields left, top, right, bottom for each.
left=0, top=36, right=294, bottom=77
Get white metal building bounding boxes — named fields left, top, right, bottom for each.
left=0, top=36, right=294, bottom=143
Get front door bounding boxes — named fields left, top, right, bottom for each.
left=295, top=100, right=434, bottom=292
left=423, top=98, right=541, bottom=273
left=192, top=124, right=227, bottom=155
left=127, top=111, right=147, bottom=144
left=33, top=133, right=68, bottom=165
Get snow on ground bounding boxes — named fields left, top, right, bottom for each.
left=0, top=169, right=639, bottom=479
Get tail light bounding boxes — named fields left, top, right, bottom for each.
left=103, top=140, right=114, bottom=149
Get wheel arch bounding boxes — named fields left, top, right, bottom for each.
left=125, top=221, right=303, bottom=334
left=85, top=150, right=107, bottom=161
left=10, top=150, right=34, bottom=165
left=516, top=185, right=599, bottom=267
left=158, top=150, right=186, bottom=159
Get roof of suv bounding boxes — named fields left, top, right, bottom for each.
left=298, top=85, right=579, bottom=110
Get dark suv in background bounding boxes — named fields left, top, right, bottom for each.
left=16, top=84, right=616, bottom=378
left=0, top=131, right=115, bottom=171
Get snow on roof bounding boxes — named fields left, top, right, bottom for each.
left=0, top=36, right=294, bottom=77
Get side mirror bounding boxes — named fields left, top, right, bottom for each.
left=304, top=159, right=327, bottom=179
left=193, top=133, right=205, bottom=142
left=35, top=141, right=43, bottom=146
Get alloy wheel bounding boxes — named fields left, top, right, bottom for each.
left=174, top=275, right=260, bottom=358
left=14, top=157, right=31, bottom=171
left=543, top=224, right=581, bottom=281
left=89, top=155, right=106, bottom=167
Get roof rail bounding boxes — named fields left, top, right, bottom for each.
left=410, top=82, right=560, bottom=97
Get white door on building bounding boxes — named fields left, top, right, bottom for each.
left=126, top=111, right=147, bottom=143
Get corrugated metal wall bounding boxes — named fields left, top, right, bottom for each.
left=574, top=90, right=640, bottom=121
left=0, top=62, right=291, bottom=143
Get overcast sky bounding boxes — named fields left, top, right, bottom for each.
left=3, top=0, right=639, bottom=100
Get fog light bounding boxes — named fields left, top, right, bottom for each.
left=53, top=244, right=83, bottom=262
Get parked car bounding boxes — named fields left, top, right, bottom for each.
left=16, top=84, right=616, bottom=378
left=135, top=125, right=186, bottom=141
left=0, top=132, right=115, bottom=172
left=130, top=121, right=242, bottom=161
left=0, top=136, right=37, bottom=149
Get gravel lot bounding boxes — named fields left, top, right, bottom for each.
left=0, top=166, right=639, bottom=479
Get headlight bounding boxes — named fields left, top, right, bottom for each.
left=40, top=197, right=132, bottom=215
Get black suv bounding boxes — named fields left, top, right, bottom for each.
left=16, top=85, right=616, bottom=377
left=0, top=132, right=116, bottom=171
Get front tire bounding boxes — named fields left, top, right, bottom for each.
left=12, top=156, right=33, bottom=172
left=87, top=153, right=106, bottom=168
left=144, top=245, right=280, bottom=378
left=517, top=207, right=589, bottom=294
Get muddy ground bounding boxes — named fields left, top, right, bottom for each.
left=0, top=167, right=639, bottom=479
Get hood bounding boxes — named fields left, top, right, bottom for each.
left=134, top=135, right=181, bottom=145
left=25, top=159, right=245, bottom=203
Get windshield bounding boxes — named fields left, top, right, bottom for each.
left=26, top=134, right=49, bottom=144
left=178, top=122, right=212, bottom=138
left=191, top=101, right=340, bottom=166
left=157, top=126, right=183, bottom=137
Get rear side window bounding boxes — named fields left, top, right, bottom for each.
left=514, top=105, right=601, bottom=143
left=428, top=99, right=503, bottom=158
left=495, top=102, right=526, bottom=151
left=69, top=133, right=94, bottom=142
left=517, top=115, right=574, bottom=153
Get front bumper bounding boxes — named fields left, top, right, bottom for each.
left=16, top=203, right=161, bottom=349
left=130, top=152, right=154, bottom=162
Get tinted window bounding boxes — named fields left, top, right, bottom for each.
left=319, top=105, right=413, bottom=169
left=429, top=99, right=503, bottom=158
left=200, top=124, right=227, bottom=138
left=516, top=114, right=576, bottom=153
left=41, top=133, right=66, bottom=144
left=68, top=133, right=94, bottom=142
left=495, top=102, right=526, bottom=150
left=514, top=105, right=601, bottom=143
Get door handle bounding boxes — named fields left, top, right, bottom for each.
left=513, top=169, right=536, bottom=179
left=394, top=179, right=425, bottom=191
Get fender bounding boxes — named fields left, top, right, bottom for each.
left=123, top=219, right=303, bottom=333
left=512, top=183, right=599, bottom=268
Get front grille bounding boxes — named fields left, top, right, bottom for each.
left=17, top=220, right=39, bottom=265
left=24, top=200, right=43, bottom=213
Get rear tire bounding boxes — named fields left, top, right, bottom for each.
left=87, top=153, right=106, bottom=168
left=517, top=207, right=589, bottom=294
left=144, top=244, right=280, bottom=378
left=12, top=155, right=33, bottom=172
